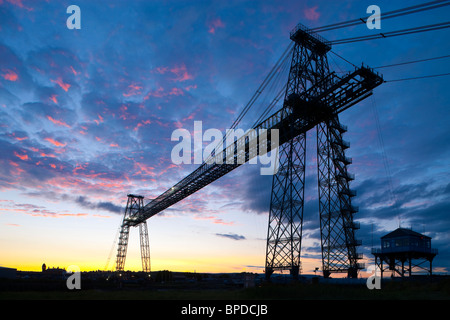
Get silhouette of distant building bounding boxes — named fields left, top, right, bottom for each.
left=371, top=227, right=438, bottom=278
left=41, top=264, right=66, bottom=279
left=0, top=266, right=16, bottom=279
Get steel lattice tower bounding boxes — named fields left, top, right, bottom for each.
left=115, top=194, right=151, bottom=274
left=265, top=24, right=362, bottom=279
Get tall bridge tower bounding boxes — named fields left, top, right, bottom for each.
left=265, top=24, right=363, bottom=279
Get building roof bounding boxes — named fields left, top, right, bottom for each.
left=381, top=227, right=430, bottom=239
left=0, top=266, right=17, bottom=271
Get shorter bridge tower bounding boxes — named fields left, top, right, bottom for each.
left=115, top=194, right=151, bottom=274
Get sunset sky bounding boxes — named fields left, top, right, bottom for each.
left=0, top=0, right=449, bottom=276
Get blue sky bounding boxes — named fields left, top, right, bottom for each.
left=0, top=0, right=449, bottom=275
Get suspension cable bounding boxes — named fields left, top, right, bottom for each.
left=311, top=0, right=450, bottom=33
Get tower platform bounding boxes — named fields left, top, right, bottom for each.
left=371, top=228, right=438, bottom=278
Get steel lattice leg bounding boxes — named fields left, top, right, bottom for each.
left=317, top=116, right=361, bottom=278
left=115, top=221, right=130, bottom=273
left=139, top=221, right=151, bottom=273
left=265, top=36, right=330, bottom=281
left=115, top=194, right=145, bottom=273
left=265, top=132, right=306, bottom=280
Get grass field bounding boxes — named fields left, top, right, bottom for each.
left=1, top=278, right=450, bottom=300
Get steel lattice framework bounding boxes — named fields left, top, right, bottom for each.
left=265, top=27, right=330, bottom=279
left=113, top=23, right=383, bottom=278
left=264, top=24, right=365, bottom=279
left=116, top=194, right=150, bottom=274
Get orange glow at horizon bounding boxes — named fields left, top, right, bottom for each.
left=4, top=256, right=265, bottom=274
left=0, top=237, right=332, bottom=275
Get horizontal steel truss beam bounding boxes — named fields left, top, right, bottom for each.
left=127, top=67, right=383, bottom=226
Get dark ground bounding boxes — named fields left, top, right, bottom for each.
left=1, top=276, right=450, bottom=300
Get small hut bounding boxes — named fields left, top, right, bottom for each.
left=371, top=227, right=438, bottom=278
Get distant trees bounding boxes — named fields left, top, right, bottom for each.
left=154, top=270, right=172, bottom=283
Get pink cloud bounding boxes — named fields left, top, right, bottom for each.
left=47, top=115, right=70, bottom=128
left=144, top=86, right=184, bottom=99
left=1, top=69, right=18, bottom=81
left=133, top=162, right=156, bottom=177
left=94, top=114, right=104, bottom=125
left=10, top=132, right=27, bottom=141
left=184, top=84, right=197, bottom=91
left=44, top=137, right=66, bottom=147
left=49, top=95, right=58, bottom=104
left=123, top=83, right=143, bottom=97
left=14, top=151, right=28, bottom=161
left=8, top=160, right=25, bottom=176
left=170, top=64, right=193, bottom=82
left=0, top=202, right=89, bottom=218
left=169, top=87, right=184, bottom=96
left=144, top=86, right=165, bottom=99
left=51, top=77, right=71, bottom=92
left=5, top=0, right=33, bottom=11
left=154, top=64, right=194, bottom=82
left=133, top=119, right=152, bottom=131
left=192, top=214, right=235, bottom=226
left=40, top=152, right=56, bottom=158
left=69, top=66, right=79, bottom=76
left=92, top=214, right=112, bottom=219
left=304, top=6, right=320, bottom=21
left=155, top=66, right=169, bottom=74
left=208, top=18, right=225, bottom=34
